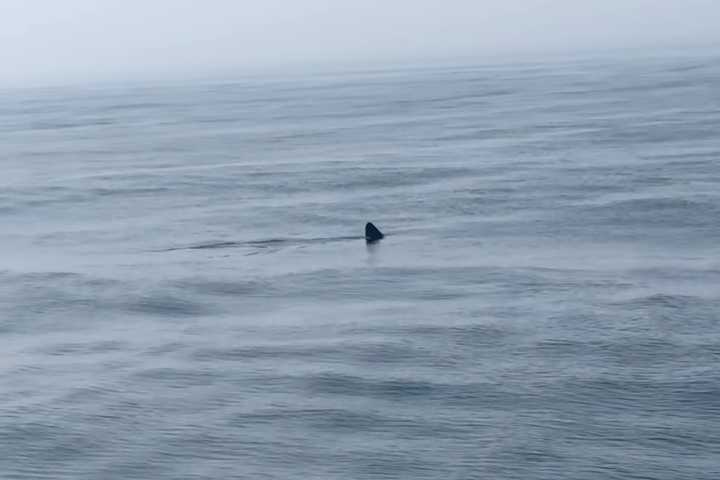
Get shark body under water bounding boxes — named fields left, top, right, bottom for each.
left=163, top=222, right=385, bottom=253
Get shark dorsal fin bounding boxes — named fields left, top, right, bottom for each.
left=365, top=222, right=384, bottom=242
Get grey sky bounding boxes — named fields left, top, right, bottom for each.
left=2, top=0, right=718, bottom=86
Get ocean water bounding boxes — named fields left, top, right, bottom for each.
left=1, top=50, right=720, bottom=479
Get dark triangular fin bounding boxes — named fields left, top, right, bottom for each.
left=365, top=222, right=384, bottom=242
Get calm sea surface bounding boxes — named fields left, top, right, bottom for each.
left=1, top=51, right=720, bottom=479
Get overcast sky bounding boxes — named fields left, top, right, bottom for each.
left=2, top=0, right=718, bottom=86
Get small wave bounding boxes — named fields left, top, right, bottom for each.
left=171, top=278, right=273, bottom=297
left=89, top=186, right=171, bottom=198
left=37, top=340, right=128, bottom=357
left=28, top=118, right=115, bottom=131
left=576, top=197, right=720, bottom=228
left=124, top=294, right=215, bottom=318
left=304, top=373, right=436, bottom=399
left=130, top=366, right=218, bottom=387
left=616, top=293, right=698, bottom=310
